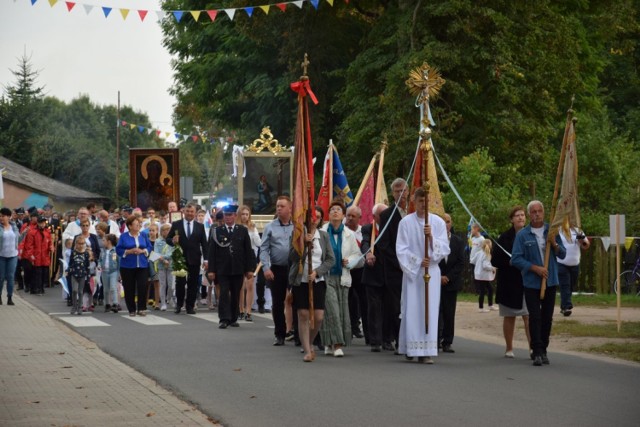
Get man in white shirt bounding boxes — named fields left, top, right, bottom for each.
left=98, top=210, right=121, bottom=238
left=556, top=227, right=590, bottom=316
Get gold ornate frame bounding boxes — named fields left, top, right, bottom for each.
left=237, top=127, right=293, bottom=229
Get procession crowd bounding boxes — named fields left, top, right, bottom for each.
left=0, top=178, right=590, bottom=366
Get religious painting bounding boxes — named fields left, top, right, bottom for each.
left=129, top=148, right=179, bottom=212
left=238, top=152, right=292, bottom=216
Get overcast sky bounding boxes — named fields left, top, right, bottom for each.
left=0, top=0, right=176, bottom=131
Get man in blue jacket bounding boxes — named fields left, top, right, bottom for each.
left=511, top=200, right=566, bottom=366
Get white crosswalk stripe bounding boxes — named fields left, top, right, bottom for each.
left=58, top=316, right=110, bottom=327
left=123, top=314, right=181, bottom=325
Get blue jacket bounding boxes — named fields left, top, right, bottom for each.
left=115, top=232, right=152, bottom=269
left=99, top=247, right=120, bottom=274
left=511, top=223, right=566, bottom=289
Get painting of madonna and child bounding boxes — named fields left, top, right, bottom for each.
left=238, top=154, right=292, bottom=216
left=129, top=148, right=180, bottom=212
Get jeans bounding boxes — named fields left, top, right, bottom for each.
left=102, top=271, right=119, bottom=306
left=158, top=268, right=174, bottom=307
left=557, top=264, right=579, bottom=310
left=0, top=256, right=18, bottom=297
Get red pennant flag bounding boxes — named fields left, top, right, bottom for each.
left=206, top=10, right=218, bottom=21
left=65, top=1, right=75, bottom=12
left=156, top=130, right=161, bottom=137
left=192, top=135, right=198, bottom=142
left=138, top=10, right=148, bottom=21
left=121, top=120, right=127, bottom=126
left=276, top=3, right=286, bottom=12
left=358, top=171, right=376, bottom=226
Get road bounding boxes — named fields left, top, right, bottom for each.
left=25, top=288, right=639, bottom=427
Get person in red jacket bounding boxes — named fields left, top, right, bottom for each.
left=22, top=217, right=53, bottom=295
left=19, top=211, right=39, bottom=291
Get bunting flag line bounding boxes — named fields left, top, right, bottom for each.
left=21, top=0, right=349, bottom=24
left=118, top=119, right=236, bottom=147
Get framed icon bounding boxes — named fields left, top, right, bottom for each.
left=129, top=148, right=179, bottom=212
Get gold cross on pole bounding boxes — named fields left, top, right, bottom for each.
left=301, top=53, right=310, bottom=77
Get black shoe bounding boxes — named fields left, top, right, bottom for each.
left=8, top=297, right=14, bottom=306
left=352, top=330, right=364, bottom=339
left=284, top=330, right=295, bottom=341
left=219, top=322, right=228, bottom=329
left=273, top=337, right=285, bottom=346
left=186, top=309, right=196, bottom=315
left=405, top=355, right=414, bottom=361
left=563, top=309, right=572, bottom=317
left=264, top=309, right=271, bottom=313
left=442, top=345, right=455, bottom=353
left=229, top=322, right=239, bottom=327
left=294, top=339, right=301, bottom=346
left=541, top=354, right=550, bottom=365
left=245, top=314, right=253, bottom=322
left=382, top=342, right=395, bottom=352
left=104, top=304, right=111, bottom=313
left=174, top=307, right=182, bottom=314
left=371, top=345, right=382, bottom=352
left=67, top=300, right=73, bottom=307
left=533, top=356, right=543, bottom=366
left=258, top=306, right=265, bottom=314
left=0, top=296, right=2, bottom=305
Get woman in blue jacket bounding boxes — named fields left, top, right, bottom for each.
left=116, top=216, right=152, bottom=316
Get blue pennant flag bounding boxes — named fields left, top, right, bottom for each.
left=245, top=7, right=254, bottom=17
left=332, top=148, right=353, bottom=207
left=137, top=125, right=145, bottom=133
left=310, top=0, right=320, bottom=10
left=173, top=11, right=184, bottom=22
left=102, top=7, right=112, bottom=18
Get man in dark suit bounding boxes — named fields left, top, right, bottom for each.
left=361, top=203, right=388, bottom=352
left=207, top=205, right=256, bottom=329
left=376, top=178, right=408, bottom=351
left=438, top=213, right=465, bottom=353
left=166, top=203, right=208, bottom=314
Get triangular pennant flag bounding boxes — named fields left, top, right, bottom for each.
left=121, top=120, right=127, bottom=126
left=183, top=135, right=189, bottom=142
left=156, top=130, right=162, bottom=137
left=244, top=7, right=254, bottom=17
left=191, top=135, right=198, bottom=142
left=129, top=124, right=136, bottom=130
left=120, top=9, right=130, bottom=20
left=173, top=11, right=184, bottom=22
left=137, top=125, right=145, bottom=133
left=31, top=0, right=37, bottom=5
left=190, top=10, right=201, bottom=21
left=275, top=3, right=286, bottom=12
left=65, top=1, right=75, bottom=12
left=175, top=133, right=181, bottom=139
left=138, top=10, right=148, bottom=21
left=292, top=1, right=304, bottom=9
left=147, top=128, right=154, bottom=135
left=164, top=132, right=171, bottom=138
left=224, top=9, right=236, bottom=20
left=206, top=10, right=217, bottom=21
left=259, top=5, right=269, bottom=14
left=327, top=0, right=334, bottom=6
left=48, top=0, right=58, bottom=7
left=601, top=236, right=610, bottom=252
left=155, top=10, right=165, bottom=22
left=102, top=7, right=112, bottom=18
left=310, top=0, right=319, bottom=9
left=82, top=3, right=92, bottom=14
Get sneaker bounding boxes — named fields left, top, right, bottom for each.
left=541, top=354, right=550, bottom=365
left=489, top=305, right=499, bottom=311
left=478, top=308, right=490, bottom=313
left=333, top=348, right=344, bottom=357
left=533, top=356, right=543, bottom=366
left=324, top=346, right=334, bottom=356
left=285, top=331, right=295, bottom=341
left=245, top=314, right=253, bottom=322
left=104, top=304, right=111, bottom=313
left=505, top=351, right=515, bottom=358
left=160, top=304, right=167, bottom=311
left=563, top=309, right=572, bottom=317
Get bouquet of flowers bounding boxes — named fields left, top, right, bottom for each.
left=171, top=231, right=188, bottom=277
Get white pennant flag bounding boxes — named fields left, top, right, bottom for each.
left=83, top=4, right=93, bottom=15
left=292, top=1, right=304, bottom=8
left=156, top=10, right=166, bottom=23
left=601, top=236, right=610, bottom=252
left=224, top=8, right=236, bottom=20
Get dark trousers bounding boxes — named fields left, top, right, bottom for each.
left=31, top=266, right=49, bottom=294
left=558, top=264, right=579, bottom=310
left=366, top=285, right=384, bottom=346
left=268, top=265, right=289, bottom=339
left=23, top=260, right=34, bottom=292
left=524, top=286, right=557, bottom=357
left=475, top=279, right=494, bottom=308
left=348, top=268, right=368, bottom=339
left=120, top=267, right=149, bottom=313
left=218, top=274, right=244, bottom=323
left=175, top=263, right=201, bottom=310
left=15, top=258, right=24, bottom=289
left=255, top=268, right=266, bottom=309
left=384, top=282, right=402, bottom=346
left=438, top=291, right=458, bottom=346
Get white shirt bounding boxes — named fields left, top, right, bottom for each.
left=302, top=230, right=325, bottom=283
left=558, top=228, right=588, bottom=267
left=183, top=219, right=193, bottom=237
left=531, top=226, right=546, bottom=261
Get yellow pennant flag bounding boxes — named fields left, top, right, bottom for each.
left=327, top=0, right=335, bottom=6
left=48, top=0, right=58, bottom=6
left=191, top=11, right=201, bottom=22
left=129, top=124, right=136, bottom=130
left=164, top=132, right=171, bottom=138
left=120, top=8, right=130, bottom=20
left=259, top=5, right=270, bottom=14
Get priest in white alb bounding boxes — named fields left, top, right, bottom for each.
left=396, top=187, right=450, bottom=364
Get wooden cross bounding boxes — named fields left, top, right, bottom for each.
left=301, top=53, right=310, bottom=76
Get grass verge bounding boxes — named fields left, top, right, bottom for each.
left=585, top=343, right=640, bottom=363
left=457, top=292, right=640, bottom=307
left=552, top=320, right=640, bottom=338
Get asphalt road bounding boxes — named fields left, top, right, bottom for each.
left=25, top=287, right=640, bottom=427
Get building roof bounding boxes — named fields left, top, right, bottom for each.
left=0, top=156, right=108, bottom=202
